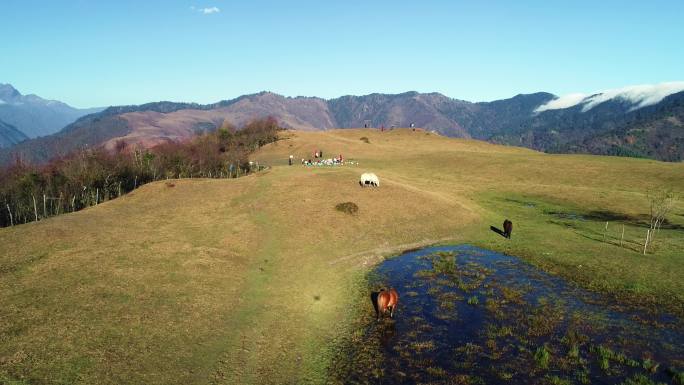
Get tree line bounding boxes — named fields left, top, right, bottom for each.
left=0, top=118, right=280, bottom=227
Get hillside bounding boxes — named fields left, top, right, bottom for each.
left=1, top=129, right=683, bottom=384
left=0, top=119, right=27, bottom=148
left=0, top=93, right=335, bottom=164
left=0, top=83, right=103, bottom=139
left=3, top=84, right=684, bottom=165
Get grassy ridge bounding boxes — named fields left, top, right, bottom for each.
left=1, top=128, right=682, bottom=384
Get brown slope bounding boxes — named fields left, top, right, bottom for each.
left=104, top=93, right=337, bottom=150
left=328, top=92, right=471, bottom=137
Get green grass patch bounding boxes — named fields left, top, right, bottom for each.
left=468, top=191, right=684, bottom=317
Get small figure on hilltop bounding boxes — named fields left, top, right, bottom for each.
left=288, top=155, right=293, bottom=166
left=376, top=288, right=399, bottom=321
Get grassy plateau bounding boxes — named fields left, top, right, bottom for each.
left=1, top=128, right=683, bottom=384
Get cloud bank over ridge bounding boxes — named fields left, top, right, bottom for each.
left=535, top=81, right=684, bottom=113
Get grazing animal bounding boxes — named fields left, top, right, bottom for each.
left=503, top=219, right=513, bottom=239
left=376, top=288, right=399, bottom=320
left=359, top=172, right=380, bottom=187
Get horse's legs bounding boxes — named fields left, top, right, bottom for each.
left=389, top=306, right=394, bottom=318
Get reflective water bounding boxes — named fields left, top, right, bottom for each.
left=336, top=245, right=683, bottom=385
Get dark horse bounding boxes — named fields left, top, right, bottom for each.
left=490, top=219, right=513, bottom=239
left=373, top=288, right=399, bottom=321
left=503, top=219, right=513, bottom=238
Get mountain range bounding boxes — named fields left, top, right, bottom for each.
left=1, top=82, right=683, bottom=164
left=0, top=84, right=103, bottom=148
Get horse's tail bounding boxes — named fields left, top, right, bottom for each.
left=377, top=290, right=389, bottom=314
left=389, top=288, right=399, bottom=307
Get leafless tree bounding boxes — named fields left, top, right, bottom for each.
left=644, top=187, right=677, bottom=253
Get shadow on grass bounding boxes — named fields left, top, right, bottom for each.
left=547, top=215, right=649, bottom=254
left=546, top=208, right=684, bottom=231
left=548, top=219, right=580, bottom=229
left=502, top=197, right=537, bottom=207
left=490, top=226, right=507, bottom=238
left=584, top=210, right=684, bottom=231
left=575, top=232, right=644, bottom=254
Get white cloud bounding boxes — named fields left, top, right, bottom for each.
left=534, top=93, right=587, bottom=113
left=201, top=6, right=220, bottom=14
left=190, top=6, right=220, bottom=14
left=534, top=81, right=684, bottom=114
left=0, top=99, right=5, bottom=104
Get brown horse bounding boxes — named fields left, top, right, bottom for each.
left=376, top=288, right=399, bottom=321
left=503, top=219, right=513, bottom=239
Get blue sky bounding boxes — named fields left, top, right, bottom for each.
left=1, top=0, right=683, bottom=108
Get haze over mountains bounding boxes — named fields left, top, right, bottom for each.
left=0, top=120, right=27, bottom=148
left=0, top=84, right=103, bottom=147
left=1, top=82, right=683, bottom=164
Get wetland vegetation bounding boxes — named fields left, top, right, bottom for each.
left=332, top=246, right=683, bottom=384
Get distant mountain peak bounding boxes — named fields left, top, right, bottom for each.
left=0, top=83, right=22, bottom=101
left=0, top=83, right=105, bottom=139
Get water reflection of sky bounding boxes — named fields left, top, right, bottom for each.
left=349, top=245, right=684, bottom=385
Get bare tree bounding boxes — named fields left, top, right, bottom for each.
left=645, top=187, right=677, bottom=252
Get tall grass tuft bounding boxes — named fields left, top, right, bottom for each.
left=534, top=345, right=551, bottom=369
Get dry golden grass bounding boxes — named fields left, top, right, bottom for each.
left=1, top=128, right=683, bottom=384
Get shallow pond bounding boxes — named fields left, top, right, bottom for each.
left=334, top=245, right=683, bottom=385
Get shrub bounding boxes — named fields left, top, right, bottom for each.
left=335, top=202, right=359, bottom=215
left=0, top=118, right=280, bottom=227
left=360, top=137, right=370, bottom=144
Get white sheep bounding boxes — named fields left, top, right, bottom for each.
left=359, top=172, right=380, bottom=187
